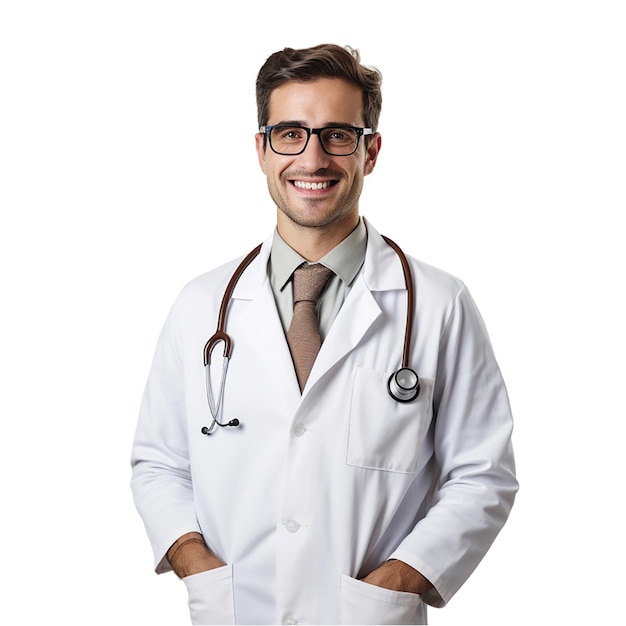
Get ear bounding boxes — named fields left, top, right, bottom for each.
left=363, top=132, right=382, bottom=176
left=255, top=133, right=267, bottom=174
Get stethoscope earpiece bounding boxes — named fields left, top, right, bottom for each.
left=388, top=368, right=420, bottom=403
left=201, top=418, right=241, bottom=436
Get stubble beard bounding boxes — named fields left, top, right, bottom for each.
left=269, top=173, right=364, bottom=231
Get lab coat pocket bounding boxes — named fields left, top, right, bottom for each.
left=183, top=565, right=235, bottom=625
left=347, top=368, right=434, bottom=473
left=339, top=575, right=424, bottom=625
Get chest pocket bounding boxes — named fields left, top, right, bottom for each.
left=347, top=367, right=434, bottom=474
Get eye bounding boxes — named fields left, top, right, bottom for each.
left=329, top=130, right=349, bottom=141
left=323, top=127, right=357, bottom=146
left=276, top=127, right=306, bottom=142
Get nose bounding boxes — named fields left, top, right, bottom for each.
left=297, top=132, right=332, bottom=171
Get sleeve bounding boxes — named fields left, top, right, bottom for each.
left=130, top=297, right=201, bottom=574
left=389, top=285, right=519, bottom=607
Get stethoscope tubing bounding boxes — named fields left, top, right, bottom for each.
left=205, top=238, right=413, bottom=367
left=203, top=243, right=262, bottom=366
left=381, top=236, right=414, bottom=369
left=202, top=235, right=419, bottom=433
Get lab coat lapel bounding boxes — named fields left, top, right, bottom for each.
left=226, top=225, right=406, bottom=400
left=306, top=277, right=381, bottom=390
left=305, top=222, right=405, bottom=394
left=229, top=238, right=302, bottom=399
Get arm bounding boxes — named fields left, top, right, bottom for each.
left=361, top=559, right=432, bottom=595
left=166, top=532, right=226, bottom=578
left=131, top=298, right=209, bottom=573
left=369, top=285, right=518, bottom=604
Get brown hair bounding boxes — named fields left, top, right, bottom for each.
left=256, top=44, right=383, bottom=131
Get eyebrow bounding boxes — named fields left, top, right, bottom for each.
left=272, top=121, right=358, bottom=128
left=272, top=120, right=305, bottom=127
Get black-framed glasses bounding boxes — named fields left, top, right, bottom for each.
left=259, top=124, right=373, bottom=156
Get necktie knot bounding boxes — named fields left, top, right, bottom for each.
left=292, top=263, right=333, bottom=304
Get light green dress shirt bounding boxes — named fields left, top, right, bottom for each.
left=268, top=218, right=367, bottom=341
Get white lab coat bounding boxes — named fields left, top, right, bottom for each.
left=131, top=220, right=517, bottom=625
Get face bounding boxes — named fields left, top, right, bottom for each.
left=255, top=78, right=381, bottom=238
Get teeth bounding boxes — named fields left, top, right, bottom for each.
left=294, top=180, right=331, bottom=190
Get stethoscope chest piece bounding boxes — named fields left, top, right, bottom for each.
left=388, top=367, right=420, bottom=402
left=202, top=236, right=422, bottom=438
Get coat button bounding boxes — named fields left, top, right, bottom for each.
left=284, top=519, right=300, bottom=533
left=291, top=424, right=306, bottom=437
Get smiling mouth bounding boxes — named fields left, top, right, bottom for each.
left=292, top=180, right=337, bottom=190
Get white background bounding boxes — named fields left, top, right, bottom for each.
left=1, top=1, right=624, bottom=624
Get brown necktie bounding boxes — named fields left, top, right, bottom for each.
left=287, top=263, right=333, bottom=391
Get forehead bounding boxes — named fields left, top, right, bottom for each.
left=268, top=77, right=365, bottom=125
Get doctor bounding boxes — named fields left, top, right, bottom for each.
left=131, top=43, right=518, bottom=625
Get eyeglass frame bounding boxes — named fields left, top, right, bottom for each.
left=259, top=124, right=374, bottom=156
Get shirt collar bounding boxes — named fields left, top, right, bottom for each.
left=270, top=218, right=367, bottom=291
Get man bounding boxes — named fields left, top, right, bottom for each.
left=131, top=44, right=518, bottom=625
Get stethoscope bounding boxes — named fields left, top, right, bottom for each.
left=201, top=237, right=420, bottom=435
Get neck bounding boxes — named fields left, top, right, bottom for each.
left=276, top=212, right=360, bottom=262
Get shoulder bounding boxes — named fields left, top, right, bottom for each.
left=181, top=258, right=244, bottom=299
left=365, top=220, right=466, bottom=304
left=175, top=239, right=270, bottom=309
left=407, top=254, right=465, bottom=301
